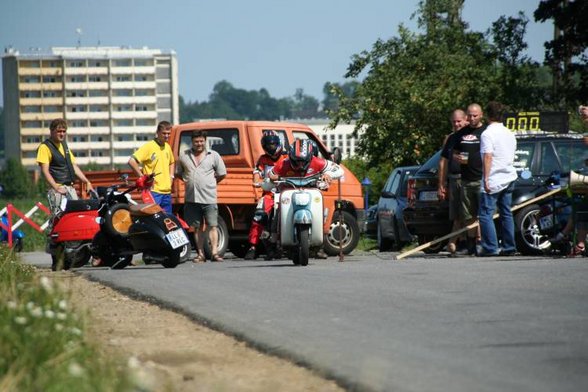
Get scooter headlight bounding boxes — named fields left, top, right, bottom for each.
left=293, top=192, right=311, bottom=206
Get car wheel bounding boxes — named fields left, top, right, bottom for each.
left=377, top=220, right=393, bottom=252
left=324, top=211, right=360, bottom=256
left=203, top=216, right=228, bottom=259
left=514, top=204, right=550, bottom=255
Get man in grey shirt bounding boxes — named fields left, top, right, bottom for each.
left=177, top=130, right=227, bottom=262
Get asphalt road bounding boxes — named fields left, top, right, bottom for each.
left=24, top=251, right=588, bottom=392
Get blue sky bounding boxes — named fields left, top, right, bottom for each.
left=1, top=0, right=552, bottom=105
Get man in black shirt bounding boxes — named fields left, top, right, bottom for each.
left=438, top=109, right=469, bottom=256
left=452, top=103, right=487, bottom=255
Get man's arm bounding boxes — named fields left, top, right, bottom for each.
left=437, top=157, right=448, bottom=200
left=128, top=156, right=143, bottom=177
left=73, top=163, right=94, bottom=192
left=482, top=152, right=493, bottom=193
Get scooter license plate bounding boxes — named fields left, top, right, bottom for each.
left=539, top=214, right=555, bottom=230
left=166, top=229, right=189, bottom=249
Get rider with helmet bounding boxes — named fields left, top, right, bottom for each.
left=269, top=139, right=343, bottom=182
left=244, top=130, right=288, bottom=260
left=267, top=139, right=344, bottom=259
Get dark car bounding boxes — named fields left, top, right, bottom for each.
left=403, top=132, right=588, bottom=255
left=372, top=165, right=420, bottom=251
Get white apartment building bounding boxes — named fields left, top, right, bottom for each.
left=304, top=120, right=363, bottom=159
left=2, top=46, right=178, bottom=169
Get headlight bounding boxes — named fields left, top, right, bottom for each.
left=293, top=192, right=311, bottom=206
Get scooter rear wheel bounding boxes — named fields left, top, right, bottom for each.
left=161, top=248, right=181, bottom=268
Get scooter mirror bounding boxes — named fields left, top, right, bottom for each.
left=120, top=173, right=129, bottom=181
left=520, top=170, right=532, bottom=180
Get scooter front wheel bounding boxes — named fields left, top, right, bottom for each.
left=297, top=225, right=310, bottom=266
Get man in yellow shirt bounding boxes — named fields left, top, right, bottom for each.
left=128, top=121, right=175, bottom=214
left=36, top=118, right=94, bottom=215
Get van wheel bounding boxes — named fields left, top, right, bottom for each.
left=324, top=211, right=360, bottom=256
left=514, top=204, right=550, bottom=255
left=203, top=216, right=228, bottom=259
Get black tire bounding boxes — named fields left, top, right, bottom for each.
left=324, top=211, right=360, bottom=256
left=104, top=203, right=132, bottom=238
left=514, top=204, right=550, bottom=255
left=377, top=220, right=393, bottom=252
left=14, top=238, right=24, bottom=253
left=51, top=244, right=72, bottom=271
left=229, top=241, right=250, bottom=258
left=203, top=215, right=229, bottom=259
left=68, top=247, right=91, bottom=268
left=418, top=235, right=447, bottom=254
left=297, top=225, right=310, bottom=266
left=161, top=248, right=181, bottom=268
left=178, top=243, right=190, bottom=264
left=110, top=255, right=133, bottom=269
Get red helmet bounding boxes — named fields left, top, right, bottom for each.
left=288, top=139, right=315, bottom=171
left=261, top=130, right=282, bottom=158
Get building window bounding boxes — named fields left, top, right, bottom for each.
left=88, top=90, right=107, bottom=97
left=116, top=105, right=132, bottom=112
left=135, top=89, right=152, bottom=96
left=22, top=91, right=41, bottom=98
left=66, top=90, right=86, bottom=97
left=88, top=60, right=102, bottom=67
left=69, top=60, right=84, bottom=67
left=113, top=89, right=132, bottom=97
left=22, top=76, right=40, bottom=83
left=23, top=121, right=42, bottom=128
left=69, top=105, right=86, bottom=112
left=134, top=75, right=148, bottom=81
left=69, top=76, right=85, bottom=83
left=70, top=120, right=87, bottom=127
left=136, top=134, right=150, bottom=141
left=44, top=105, right=62, bottom=113
left=89, top=105, right=106, bottom=112
left=90, top=120, right=108, bottom=127
left=134, top=59, right=151, bottom=67
left=24, top=136, right=42, bottom=143
left=43, top=91, right=60, bottom=97
left=22, top=106, right=41, bottom=113
left=88, top=76, right=102, bottom=82
left=113, top=59, right=132, bottom=67
left=115, top=119, right=133, bottom=127
left=42, top=76, right=59, bottom=83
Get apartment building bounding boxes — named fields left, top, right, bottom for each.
left=2, top=46, right=178, bottom=169
left=304, top=120, right=362, bottom=158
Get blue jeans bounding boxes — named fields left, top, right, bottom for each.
left=152, top=192, right=172, bottom=214
left=479, top=181, right=516, bottom=254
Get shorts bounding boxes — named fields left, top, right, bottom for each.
left=47, top=186, right=78, bottom=215
left=448, top=177, right=462, bottom=221
left=184, top=202, right=218, bottom=229
left=151, top=192, right=172, bottom=214
left=460, top=180, right=481, bottom=221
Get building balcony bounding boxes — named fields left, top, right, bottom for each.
left=18, top=68, right=42, bottom=76
left=20, top=113, right=44, bottom=121
left=65, top=96, right=109, bottom=105
left=19, top=128, right=45, bottom=136
left=132, top=81, right=156, bottom=89
left=110, top=81, right=135, bottom=89
left=40, top=97, right=64, bottom=105
left=76, top=156, right=112, bottom=166
left=66, top=111, right=109, bottom=120
left=85, top=82, right=109, bottom=90
left=64, top=67, right=108, bottom=75
left=40, top=68, right=63, bottom=76
left=131, top=66, right=156, bottom=74
left=41, top=83, right=65, bottom=90
left=71, top=126, right=110, bottom=135
left=111, top=96, right=156, bottom=105
left=19, top=83, right=43, bottom=91
left=70, top=141, right=111, bottom=150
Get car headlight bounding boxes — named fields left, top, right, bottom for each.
left=293, top=192, right=311, bottom=206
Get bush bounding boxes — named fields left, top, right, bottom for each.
left=0, top=159, right=41, bottom=199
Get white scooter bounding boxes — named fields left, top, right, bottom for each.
left=263, top=174, right=327, bottom=266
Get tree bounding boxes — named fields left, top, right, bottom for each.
left=289, top=89, right=320, bottom=119
left=328, top=0, right=499, bottom=168
left=488, top=12, right=545, bottom=109
left=534, top=0, right=588, bottom=106
left=0, top=158, right=38, bottom=199
left=321, top=81, right=360, bottom=114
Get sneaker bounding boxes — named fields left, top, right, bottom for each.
left=499, top=249, right=517, bottom=256
left=244, top=247, right=256, bottom=260
left=315, top=248, right=328, bottom=259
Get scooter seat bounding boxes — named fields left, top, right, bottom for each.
left=129, top=203, right=163, bottom=216
left=63, top=199, right=101, bottom=212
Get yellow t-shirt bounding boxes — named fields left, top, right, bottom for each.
left=132, top=140, right=175, bottom=194
left=36, top=142, right=77, bottom=186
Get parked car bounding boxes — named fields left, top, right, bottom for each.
left=375, top=166, right=420, bottom=251
left=403, top=132, right=588, bottom=255
left=365, top=205, right=378, bottom=237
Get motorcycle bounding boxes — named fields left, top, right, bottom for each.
left=48, top=174, right=189, bottom=270
left=89, top=174, right=189, bottom=269
left=264, top=174, right=327, bottom=266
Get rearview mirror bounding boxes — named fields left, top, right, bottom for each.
left=331, top=147, right=342, bottom=164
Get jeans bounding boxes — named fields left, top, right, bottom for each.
left=479, top=181, right=516, bottom=255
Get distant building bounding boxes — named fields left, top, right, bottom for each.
left=2, top=46, right=179, bottom=169
left=301, top=119, right=363, bottom=159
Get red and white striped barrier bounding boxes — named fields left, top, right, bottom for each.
left=0, top=202, right=50, bottom=248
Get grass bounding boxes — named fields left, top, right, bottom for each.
left=0, top=245, right=135, bottom=391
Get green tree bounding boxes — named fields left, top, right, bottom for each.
left=289, top=88, right=320, bottom=119
left=321, top=81, right=360, bottom=114
left=534, top=0, right=588, bottom=106
left=488, top=12, right=545, bottom=109
left=0, top=158, right=39, bottom=199
left=328, top=0, right=499, bottom=168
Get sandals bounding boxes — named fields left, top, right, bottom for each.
left=192, top=254, right=206, bottom=263
left=211, top=254, right=224, bottom=262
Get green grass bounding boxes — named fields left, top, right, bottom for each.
left=0, top=246, right=134, bottom=391
left=357, top=235, right=377, bottom=251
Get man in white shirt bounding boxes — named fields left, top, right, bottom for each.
left=478, top=101, right=518, bottom=256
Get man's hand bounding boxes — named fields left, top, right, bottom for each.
left=437, top=185, right=446, bottom=200
left=320, top=173, right=333, bottom=184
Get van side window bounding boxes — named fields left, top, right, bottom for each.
left=179, top=129, right=240, bottom=156
left=292, top=131, right=326, bottom=159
